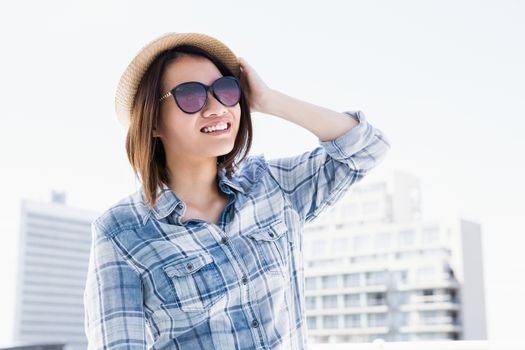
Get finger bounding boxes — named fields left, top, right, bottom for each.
left=239, top=56, right=248, bottom=69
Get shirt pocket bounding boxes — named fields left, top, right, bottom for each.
left=246, top=219, right=290, bottom=275
left=162, top=254, right=227, bottom=312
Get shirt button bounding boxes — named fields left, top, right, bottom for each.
left=269, top=232, right=275, bottom=238
left=241, top=276, right=248, bottom=285
left=221, top=237, right=229, bottom=245
left=251, top=319, right=259, bottom=328
left=186, top=263, right=194, bottom=271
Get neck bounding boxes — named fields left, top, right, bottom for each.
left=166, top=156, right=222, bottom=208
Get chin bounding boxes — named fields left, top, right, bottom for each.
left=208, top=146, right=235, bottom=159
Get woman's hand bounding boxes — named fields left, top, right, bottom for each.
left=238, top=56, right=272, bottom=114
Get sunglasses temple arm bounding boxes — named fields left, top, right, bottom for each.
left=159, top=91, right=172, bottom=102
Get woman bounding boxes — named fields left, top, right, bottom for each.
left=83, top=32, right=391, bottom=349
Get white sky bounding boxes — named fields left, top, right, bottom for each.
left=0, top=0, right=524, bottom=343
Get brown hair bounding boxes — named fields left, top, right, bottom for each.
left=125, top=45, right=253, bottom=209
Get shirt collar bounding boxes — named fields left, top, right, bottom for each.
left=142, top=167, right=245, bottom=221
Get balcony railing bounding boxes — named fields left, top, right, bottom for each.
left=412, top=293, right=456, bottom=304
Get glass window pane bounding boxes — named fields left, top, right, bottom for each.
left=322, top=275, right=338, bottom=289
left=353, top=235, right=370, bottom=251
left=306, top=277, right=317, bottom=290
left=398, top=230, right=415, bottom=246
left=344, top=294, right=360, bottom=307
left=322, top=315, right=339, bottom=329
left=343, top=273, right=360, bottom=287
left=345, top=314, right=361, bottom=328
left=307, top=316, right=317, bottom=329
left=322, top=295, right=338, bottom=308
left=306, top=296, right=317, bottom=310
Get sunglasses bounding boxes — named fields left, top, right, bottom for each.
left=159, top=76, right=241, bottom=114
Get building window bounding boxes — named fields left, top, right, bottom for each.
left=366, top=271, right=387, bottom=285
left=449, top=289, right=457, bottom=303
left=322, top=275, right=338, bottom=289
left=307, top=316, right=317, bottom=329
left=306, top=296, right=317, bottom=310
left=343, top=273, right=360, bottom=287
left=420, top=310, right=440, bottom=325
left=334, top=335, right=350, bottom=343
left=322, top=295, right=338, bottom=309
left=449, top=310, right=459, bottom=324
left=392, top=311, right=408, bottom=326
left=345, top=314, right=361, bottom=328
left=322, top=315, right=339, bottom=329
left=416, top=266, right=436, bottom=282
left=398, top=230, right=415, bottom=246
left=392, top=270, right=408, bottom=284
left=353, top=235, right=369, bottom=251
left=305, top=277, right=317, bottom=290
left=367, top=292, right=386, bottom=306
left=367, top=313, right=388, bottom=327
left=344, top=294, right=360, bottom=308
left=422, top=226, right=440, bottom=244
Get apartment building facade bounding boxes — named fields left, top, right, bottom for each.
left=13, top=191, right=98, bottom=350
left=303, top=172, right=487, bottom=343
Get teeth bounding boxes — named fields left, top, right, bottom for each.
left=202, top=122, right=228, bottom=133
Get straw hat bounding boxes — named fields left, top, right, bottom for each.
left=114, top=32, right=241, bottom=128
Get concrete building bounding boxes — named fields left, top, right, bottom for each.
left=0, top=342, right=66, bottom=350
left=13, top=191, right=98, bottom=350
left=303, top=171, right=487, bottom=343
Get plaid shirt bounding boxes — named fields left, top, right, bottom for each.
left=83, top=110, right=391, bottom=349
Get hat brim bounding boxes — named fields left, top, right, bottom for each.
left=115, top=32, right=240, bottom=128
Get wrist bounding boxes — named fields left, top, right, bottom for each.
left=258, top=88, right=278, bottom=114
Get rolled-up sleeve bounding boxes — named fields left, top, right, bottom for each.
left=266, top=110, right=391, bottom=223
left=83, top=222, right=148, bottom=349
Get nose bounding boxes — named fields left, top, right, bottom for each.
left=202, top=90, right=228, bottom=117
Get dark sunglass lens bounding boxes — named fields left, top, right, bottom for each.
left=213, top=77, right=241, bottom=106
left=175, top=83, right=207, bottom=113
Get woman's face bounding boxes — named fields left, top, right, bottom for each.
left=154, top=54, right=241, bottom=164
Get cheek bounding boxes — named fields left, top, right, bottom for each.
left=159, top=116, right=193, bottom=141
left=233, top=105, right=242, bottom=124
left=160, top=109, right=184, bottom=130
left=168, top=124, right=194, bottom=141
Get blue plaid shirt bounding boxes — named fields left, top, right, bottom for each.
left=83, top=110, right=391, bottom=349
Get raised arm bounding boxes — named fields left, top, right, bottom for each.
left=239, top=58, right=391, bottom=223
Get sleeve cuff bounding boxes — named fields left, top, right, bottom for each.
left=318, top=110, right=377, bottom=161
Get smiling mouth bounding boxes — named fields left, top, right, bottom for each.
left=200, top=122, right=232, bottom=135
